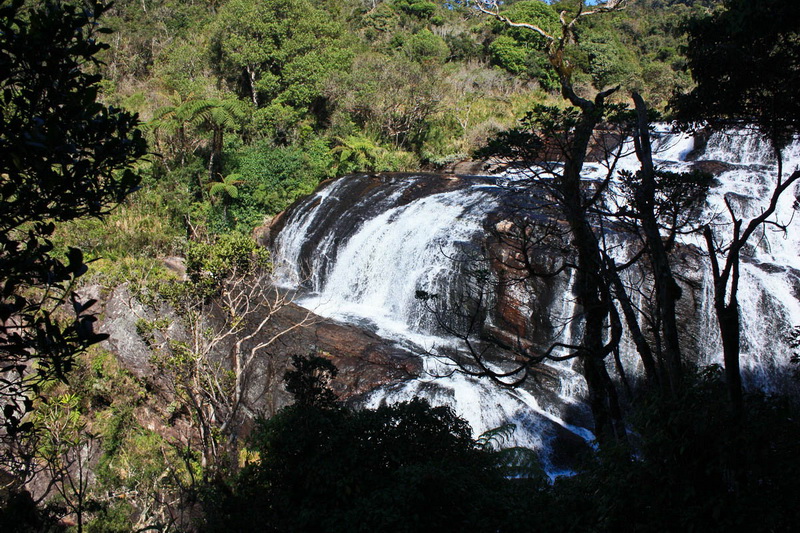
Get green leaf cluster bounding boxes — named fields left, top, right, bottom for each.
left=0, top=0, right=146, bottom=437
left=393, top=0, right=439, bottom=20
left=206, top=396, right=523, bottom=532
left=674, top=0, right=800, bottom=149
left=213, top=0, right=350, bottom=109
left=184, top=232, right=270, bottom=285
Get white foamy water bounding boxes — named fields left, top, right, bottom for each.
left=272, top=129, right=800, bottom=474
left=703, top=128, right=777, bottom=166
left=272, top=180, right=343, bottom=287
left=300, top=188, right=493, bottom=336
left=273, top=177, right=595, bottom=468
left=690, top=131, right=800, bottom=384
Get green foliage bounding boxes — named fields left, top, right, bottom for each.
left=213, top=0, right=350, bottom=111
left=239, top=146, right=311, bottom=218
left=330, top=134, right=415, bottom=175
left=153, top=230, right=269, bottom=316
left=182, top=97, right=251, bottom=135
left=210, top=139, right=331, bottom=231
left=65, top=350, right=191, bottom=532
left=0, top=346, right=189, bottom=531
left=184, top=232, right=270, bottom=287
left=207, top=173, right=244, bottom=226
left=444, top=31, right=484, bottom=62
left=209, top=173, right=243, bottom=202
left=362, top=2, right=403, bottom=42
left=403, top=29, right=449, bottom=63
left=206, top=397, right=519, bottom=532
left=585, top=0, right=709, bottom=106
left=326, top=52, right=442, bottom=150
left=492, top=0, right=560, bottom=48
left=72, top=0, right=714, bottom=254
left=476, top=103, right=568, bottom=161
left=486, top=1, right=561, bottom=90
left=674, top=0, right=800, bottom=149
left=53, top=179, right=186, bottom=266
left=393, top=0, right=438, bottom=20
left=0, top=0, right=146, bottom=437
left=489, top=35, right=531, bottom=75
left=151, top=95, right=252, bottom=191
left=492, top=53, right=556, bottom=95
left=582, top=33, right=641, bottom=89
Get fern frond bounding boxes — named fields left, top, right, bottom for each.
left=476, top=423, right=517, bottom=451
left=492, top=446, right=546, bottom=480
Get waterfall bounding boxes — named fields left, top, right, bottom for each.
left=299, top=187, right=494, bottom=341
left=272, top=180, right=342, bottom=287
left=703, top=129, right=777, bottom=166
left=272, top=130, right=800, bottom=476
left=273, top=174, right=595, bottom=474
left=691, top=131, right=800, bottom=385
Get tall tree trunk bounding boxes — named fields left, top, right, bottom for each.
left=605, top=255, right=660, bottom=386
left=246, top=66, right=259, bottom=108
left=718, top=301, right=743, bottom=414
left=558, top=97, right=627, bottom=444
left=476, top=0, right=632, bottom=445
left=704, top=225, right=745, bottom=418
left=631, top=93, right=684, bottom=392
left=209, top=128, right=223, bottom=184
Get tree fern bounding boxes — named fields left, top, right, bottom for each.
left=330, top=134, right=388, bottom=174
left=208, top=173, right=244, bottom=202
left=476, top=423, right=546, bottom=480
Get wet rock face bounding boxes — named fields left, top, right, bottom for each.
left=272, top=172, right=717, bottom=369
left=268, top=173, right=479, bottom=285
left=253, top=302, right=422, bottom=403
left=688, top=159, right=737, bottom=175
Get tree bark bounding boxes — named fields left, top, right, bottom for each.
left=246, top=66, right=259, bottom=108
left=557, top=93, right=627, bottom=444
left=631, top=93, right=683, bottom=392
left=605, top=255, right=660, bottom=386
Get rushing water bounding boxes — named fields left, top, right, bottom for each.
left=695, top=132, right=800, bottom=389
left=272, top=129, right=800, bottom=475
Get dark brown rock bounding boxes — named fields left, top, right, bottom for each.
left=689, top=159, right=737, bottom=175
left=99, top=285, right=421, bottom=410
left=253, top=221, right=273, bottom=248
left=255, top=302, right=422, bottom=402
left=449, top=160, right=487, bottom=175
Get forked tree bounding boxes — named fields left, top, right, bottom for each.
left=137, top=238, right=314, bottom=477
left=675, top=0, right=800, bottom=414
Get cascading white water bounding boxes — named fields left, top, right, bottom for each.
left=272, top=129, right=800, bottom=476
left=272, top=180, right=344, bottom=287
left=300, top=187, right=492, bottom=341
left=692, top=132, right=800, bottom=386
left=651, top=125, right=696, bottom=162
left=703, top=129, right=777, bottom=166
left=598, top=127, right=800, bottom=389
left=272, top=176, right=596, bottom=474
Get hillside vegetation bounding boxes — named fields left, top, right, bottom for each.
left=58, top=0, right=720, bottom=269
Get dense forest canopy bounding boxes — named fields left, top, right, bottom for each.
left=65, top=0, right=718, bottom=248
